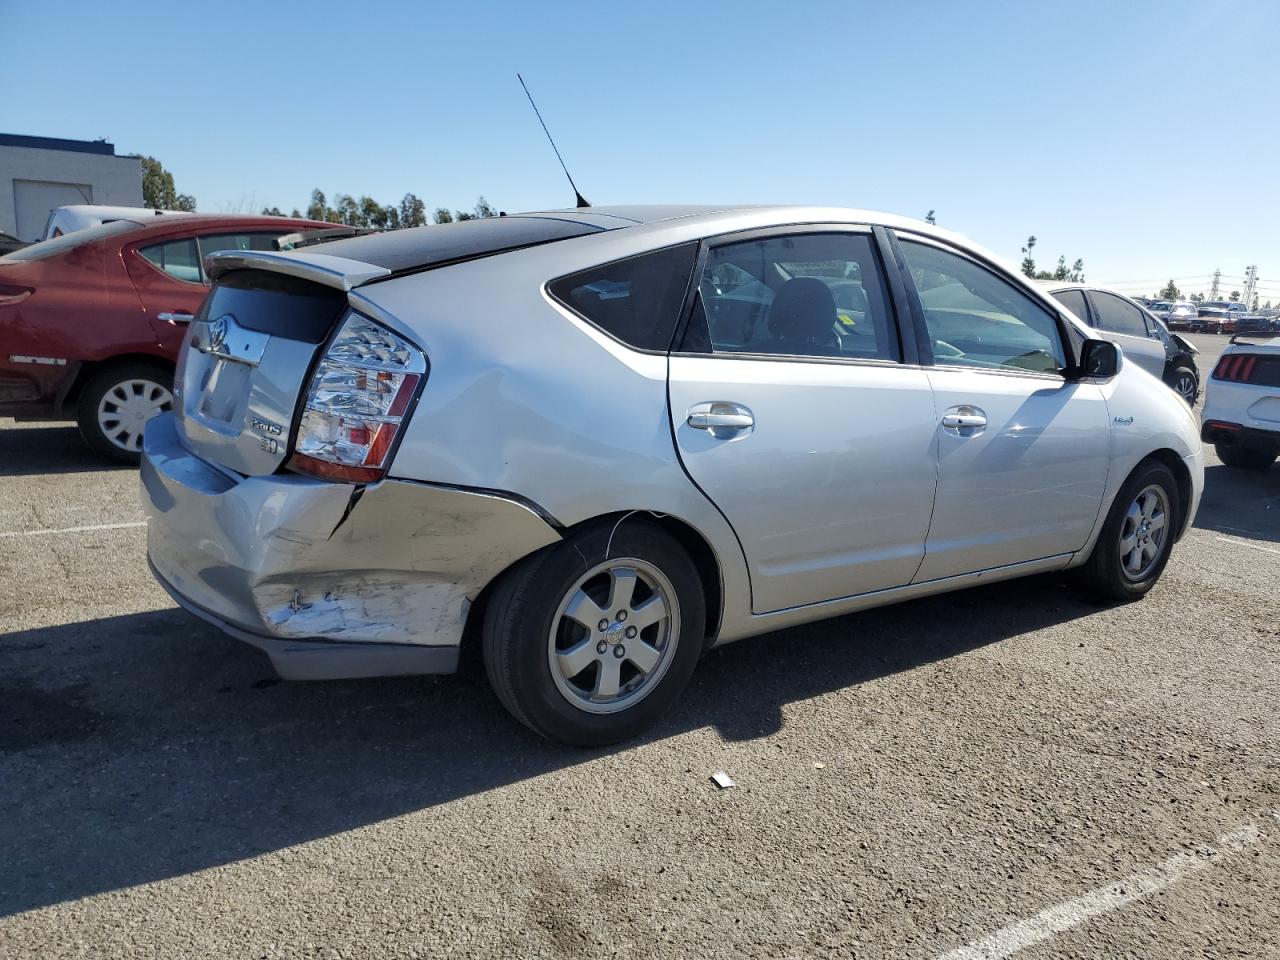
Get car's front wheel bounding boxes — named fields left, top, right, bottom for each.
left=1075, top=460, right=1181, bottom=602
left=482, top=518, right=706, bottom=746
left=77, top=361, right=174, bottom=463
left=1166, top=366, right=1198, bottom=405
left=1215, top=442, right=1276, bottom=471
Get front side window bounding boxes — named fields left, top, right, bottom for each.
left=1050, top=288, right=1090, bottom=325
left=140, top=238, right=202, bottom=283
left=548, top=243, right=698, bottom=351
left=899, top=239, right=1065, bottom=374
left=686, top=232, right=899, bottom=361
left=1089, top=291, right=1149, bottom=337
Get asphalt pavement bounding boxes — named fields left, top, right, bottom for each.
left=1, top=335, right=1277, bottom=959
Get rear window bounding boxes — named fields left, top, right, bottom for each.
left=549, top=243, right=698, bottom=351
left=200, top=270, right=349, bottom=344
left=0, top=219, right=140, bottom=262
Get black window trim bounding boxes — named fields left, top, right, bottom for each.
left=543, top=240, right=701, bottom=356
left=668, top=222, right=914, bottom=368
left=890, top=229, right=1083, bottom=382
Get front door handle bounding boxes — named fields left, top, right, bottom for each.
left=941, top=405, right=987, bottom=434
left=157, top=311, right=195, bottom=324
left=687, top=401, right=754, bottom=438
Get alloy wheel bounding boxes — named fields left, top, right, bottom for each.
left=96, top=378, right=173, bottom=453
left=548, top=558, right=680, bottom=715
left=1118, top=484, right=1169, bottom=581
left=1174, top=373, right=1197, bottom=405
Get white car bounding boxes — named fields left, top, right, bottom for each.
left=140, top=205, right=1204, bottom=745
left=42, top=204, right=193, bottom=240
left=1201, top=335, right=1280, bottom=469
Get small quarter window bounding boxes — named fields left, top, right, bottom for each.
left=140, top=238, right=202, bottom=283
left=549, top=243, right=698, bottom=351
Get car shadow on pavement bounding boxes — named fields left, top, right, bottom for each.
left=0, top=575, right=1096, bottom=917
left=0, top=424, right=129, bottom=478
left=1192, top=463, right=1280, bottom=544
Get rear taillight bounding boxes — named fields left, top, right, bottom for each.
left=288, top=313, right=427, bottom=483
left=1213, top=354, right=1259, bottom=383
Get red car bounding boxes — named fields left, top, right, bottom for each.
left=0, top=214, right=344, bottom=461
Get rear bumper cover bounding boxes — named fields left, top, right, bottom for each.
left=141, top=414, right=561, bottom=679
left=1201, top=420, right=1280, bottom=450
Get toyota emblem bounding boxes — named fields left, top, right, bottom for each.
left=208, top=315, right=230, bottom=351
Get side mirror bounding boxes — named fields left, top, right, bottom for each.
left=1078, top=339, right=1120, bottom=379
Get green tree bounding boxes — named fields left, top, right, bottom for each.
left=1229, top=290, right=1240, bottom=302
left=1020, top=235, right=1038, bottom=278
left=359, top=195, right=385, bottom=228
left=433, top=208, right=454, bottom=224
left=400, top=193, right=427, bottom=227
left=306, top=189, right=328, bottom=222
left=261, top=206, right=285, bottom=216
left=1158, top=279, right=1181, bottom=300
left=925, top=209, right=936, bottom=225
left=140, top=155, right=196, bottom=211
left=1190, top=292, right=1205, bottom=304
left=473, top=196, right=498, bottom=219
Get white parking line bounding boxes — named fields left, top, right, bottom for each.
left=0, top=520, right=147, bottom=539
left=937, top=821, right=1263, bottom=960
left=1215, top=536, right=1280, bottom=557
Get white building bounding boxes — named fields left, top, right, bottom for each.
left=0, top=133, right=144, bottom=241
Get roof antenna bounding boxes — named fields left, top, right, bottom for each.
left=518, top=73, right=590, bottom=208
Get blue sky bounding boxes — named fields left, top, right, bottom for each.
left=5, top=0, right=1278, bottom=301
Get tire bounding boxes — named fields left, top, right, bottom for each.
left=76, top=361, right=174, bottom=464
left=482, top=517, right=706, bottom=746
left=1075, top=460, right=1181, bottom=602
left=1166, top=366, right=1198, bottom=405
left=1215, top=442, right=1276, bottom=471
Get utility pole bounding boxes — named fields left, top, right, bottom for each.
left=1210, top=268, right=1221, bottom=299
left=1243, top=265, right=1258, bottom=311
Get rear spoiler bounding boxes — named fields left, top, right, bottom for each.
left=204, top=250, right=391, bottom=292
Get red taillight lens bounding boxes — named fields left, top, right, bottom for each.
left=287, top=313, right=427, bottom=483
left=1214, top=353, right=1260, bottom=383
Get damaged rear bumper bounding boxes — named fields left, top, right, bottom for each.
left=140, top=414, right=561, bottom=679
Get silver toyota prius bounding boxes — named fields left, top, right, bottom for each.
left=140, top=205, right=1204, bottom=745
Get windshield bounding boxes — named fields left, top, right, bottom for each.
left=0, top=218, right=141, bottom=262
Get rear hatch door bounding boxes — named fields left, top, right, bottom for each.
left=176, top=254, right=386, bottom=475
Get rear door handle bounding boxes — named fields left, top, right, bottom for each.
left=941, top=405, right=987, bottom=433
left=687, top=401, right=754, bottom=437
left=157, top=312, right=195, bottom=324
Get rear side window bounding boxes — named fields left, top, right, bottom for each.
left=549, top=243, right=698, bottom=351
left=1050, top=288, right=1090, bottom=325
left=1089, top=291, right=1148, bottom=337
left=683, top=232, right=900, bottom=362
left=196, top=232, right=284, bottom=259
left=140, top=238, right=202, bottom=283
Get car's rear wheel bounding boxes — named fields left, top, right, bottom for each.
left=77, top=361, right=174, bottom=463
left=482, top=518, right=705, bottom=746
left=1215, top=442, right=1276, bottom=471
left=1075, top=460, right=1180, bottom=602
left=1166, top=366, right=1198, bottom=405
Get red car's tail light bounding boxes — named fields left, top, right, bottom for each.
left=0, top=283, right=34, bottom=306
left=287, top=313, right=427, bottom=483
